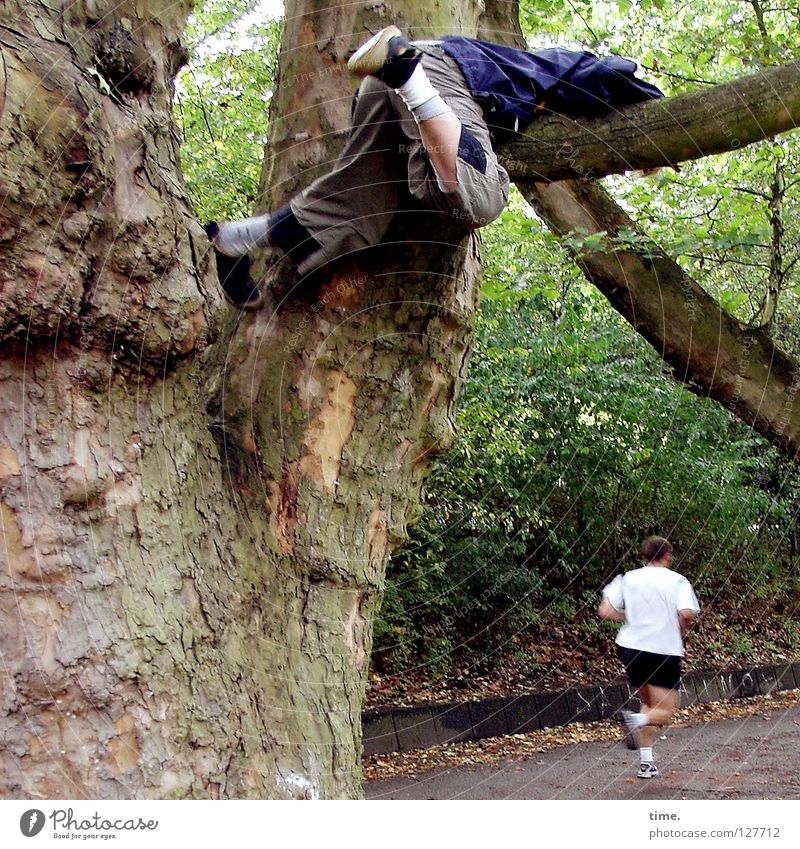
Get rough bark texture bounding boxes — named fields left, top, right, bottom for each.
left=0, top=0, right=254, bottom=800
left=4, top=0, right=800, bottom=802
left=0, top=0, right=485, bottom=799
left=206, top=0, right=488, bottom=797
left=501, top=60, right=800, bottom=181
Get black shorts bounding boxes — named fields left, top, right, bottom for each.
left=617, top=646, right=682, bottom=690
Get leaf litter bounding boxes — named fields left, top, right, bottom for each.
left=362, top=688, right=800, bottom=782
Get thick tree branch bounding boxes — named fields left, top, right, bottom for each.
left=518, top=177, right=800, bottom=459
left=501, top=60, right=800, bottom=180
left=486, top=2, right=800, bottom=460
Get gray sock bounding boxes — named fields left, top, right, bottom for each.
left=213, top=214, right=272, bottom=257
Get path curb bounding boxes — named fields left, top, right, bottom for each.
left=361, top=661, right=800, bottom=756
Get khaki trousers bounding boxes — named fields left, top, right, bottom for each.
left=285, top=47, right=510, bottom=276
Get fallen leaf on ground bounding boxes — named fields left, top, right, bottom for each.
left=362, top=688, right=800, bottom=782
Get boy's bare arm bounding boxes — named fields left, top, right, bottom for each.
left=678, top=608, right=695, bottom=636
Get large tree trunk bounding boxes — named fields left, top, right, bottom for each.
left=202, top=0, right=490, bottom=798
left=3, top=0, right=800, bottom=801
left=0, top=0, right=485, bottom=799
left=0, top=0, right=276, bottom=799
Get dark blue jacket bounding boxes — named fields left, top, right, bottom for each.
left=440, top=36, right=663, bottom=130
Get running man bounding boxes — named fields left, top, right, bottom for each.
left=598, top=536, right=700, bottom=779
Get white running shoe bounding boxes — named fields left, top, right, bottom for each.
left=637, top=761, right=659, bottom=779
left=347, top=26, right=422, bottom=88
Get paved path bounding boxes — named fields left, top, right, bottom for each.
left=365, top=705, right=800, bottom=800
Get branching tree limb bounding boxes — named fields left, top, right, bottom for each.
left=501, top=60, right=800, bottom=180
left=482, top=5, right=800, bottom=460
left=519, top=176, right=800, bottom=458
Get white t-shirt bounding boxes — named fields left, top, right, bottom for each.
left=602, top=565, right=700, bottom=657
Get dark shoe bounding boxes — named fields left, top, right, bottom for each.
left=347, top=26, right=422, bottom=88
left=203, top=222, right=264, bottom=310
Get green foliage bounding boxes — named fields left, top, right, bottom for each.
left=175, top=1, right=281, bottom=220
left=518, top=0, right=800, bottom=83
left=372, top=201, right=800, bottom=675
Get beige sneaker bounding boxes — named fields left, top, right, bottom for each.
left=347, top=26, right=422, bottom=88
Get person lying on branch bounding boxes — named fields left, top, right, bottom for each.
left=204, top=26, right=663, bottom=308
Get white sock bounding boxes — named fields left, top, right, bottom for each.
left=639, top=747, right=654, bottom=763
left=414, top=95, right=452, bottom=122
left=631, top=712, right=648, bottom=728
left=213, top=214, right=272, bottom=257
left=395, top=63, right=454, bottom=124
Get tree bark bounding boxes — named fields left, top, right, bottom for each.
left=501, top=60, right=800, bottom=181
left=4, top=0, right=800, bottom=802
left=0, top=0, right=255, bottom=800
left=206, top=0, right=490, bottom=797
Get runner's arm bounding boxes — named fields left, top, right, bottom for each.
left=678, top=608, right=695, bottom=636
left=597, top=597, right=625, bottom=622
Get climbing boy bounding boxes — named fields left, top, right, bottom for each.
left=205, top=26, right=663, bottom=307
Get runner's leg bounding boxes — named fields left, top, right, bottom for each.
left=638, top=684, right=679, bottom=747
